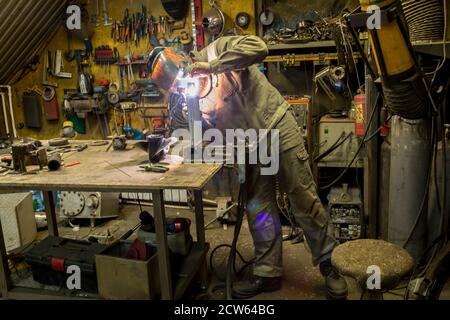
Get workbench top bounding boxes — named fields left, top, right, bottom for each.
left=0, top=141, right=222, bottom=192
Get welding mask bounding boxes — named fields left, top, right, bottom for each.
left=148, top=47, right=192, bottom=92
left=202, top=7, right=225, bottom=38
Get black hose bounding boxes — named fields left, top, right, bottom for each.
left=440, top=79, right=448, bottom=239
left=383, top=79, right=428, bottom=120
left=402, top=117, right=436, bottom=248
left=210, top=244, right=254, bottom=283
left=319, top=93, right=380, bottom=190
left=226, top=182, right=247, bottom=300
left=314, top=132, right=352, bottom=163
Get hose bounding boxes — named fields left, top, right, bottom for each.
left=319, top=93, right=380, bottom=190
left=383, top=79, right=429, bottom=120
left=314, top=132, right=353, bottom=163
left=226, top=181, right=247, bottom=300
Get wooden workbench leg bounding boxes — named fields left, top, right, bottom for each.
left=0, top=216, right=12, bottom=299
left=194, top=190, right=208, bottom=290
left=43, top=191, right=59, bottom=237
left=152, top=190, right=173, bottom=300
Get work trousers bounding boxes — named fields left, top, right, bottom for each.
left=246, top=113, right=338, bottom=278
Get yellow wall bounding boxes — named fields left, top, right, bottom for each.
left=11, top=0, right=256, bottom=140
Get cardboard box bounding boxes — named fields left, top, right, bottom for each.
left=0, top=192, right=37, bottom=253
left=95, top=241, right=160, bottom=300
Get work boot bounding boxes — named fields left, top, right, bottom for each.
left=232, top=276, right=282, bottom=299
left=320, top=259, right=348, bottom=300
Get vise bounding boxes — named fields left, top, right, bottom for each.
left=12, top=141, right=48, bottom=173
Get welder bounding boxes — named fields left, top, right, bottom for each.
left=148, top=35, right=348, bottom=300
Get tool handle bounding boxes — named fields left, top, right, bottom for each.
left=64, top=162, right=81, bottom=168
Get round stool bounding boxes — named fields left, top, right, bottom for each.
left=332, top=239, right=415, bottom=300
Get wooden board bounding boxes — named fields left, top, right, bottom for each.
left=0, top=142, right=222, bottom=192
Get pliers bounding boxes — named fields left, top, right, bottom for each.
left=139, top=164, right=170, bottom=173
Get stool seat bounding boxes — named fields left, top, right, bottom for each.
left=332, top=239, right=415, bottom=291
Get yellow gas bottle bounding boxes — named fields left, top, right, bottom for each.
left=360, top=0, right=415, bottom=78
left=360, top=0, right=396, bottom=11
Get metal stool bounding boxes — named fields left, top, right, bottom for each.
left=332, top=239, right=415, bottom=300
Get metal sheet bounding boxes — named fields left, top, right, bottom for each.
left=0, top=0, right=68, bottom=84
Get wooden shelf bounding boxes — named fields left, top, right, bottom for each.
left=413, top=40, right=450, bottom=58
left=267, top=40, right=337, bottom=51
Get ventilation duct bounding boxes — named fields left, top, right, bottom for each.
left=402, top=0, right=445, bottom=43
left=0, top=0, right=68, bottom=84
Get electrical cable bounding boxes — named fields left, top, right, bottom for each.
left=319, top=93, right=380, bottom=190
left=226, top=181, right=247, bottom=300
left=136, top=193, right=143, bottom=213
left=426, top=0, right=447, bottom=81
left=439, top=85, right=448, bottom=238
left=314, top=132, right=351, bottom=162
left=403, top=80, right=450, bottom=300
left=210, top=244, right=254, bottom=283
left=404, top=230, right=450, bottom=300
left=364, top=127, right=382, bottom=143
left=402, top=117, right=437, bottom=248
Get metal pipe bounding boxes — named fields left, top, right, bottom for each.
left=0, top=93, right=10, bottom=136
left=0, top=86, right=16, bottom=138
left=47, top=153, right=62, bottom=172
left=122, top=200, right=218, bottom=212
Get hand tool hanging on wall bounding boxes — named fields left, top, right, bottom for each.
left=42, top=86, right=59, bottom=121
left=55, top=50, right=72, bottom=79
left=259, top=0, right=274, bottom=26
left=102, top=0, right=113, bottom=26
left=42, top=51, right=58, bottom=88
left=202, top=0, right=225, bottom=42
left=236, top=12, right=251, bottom=29
left=23, top=93, right=42, bottom=129
left=75, top=50, right=94, bottom=95
left=94, top=46, right=119, bottom=65
left=91, top=0, right=101, bottom=26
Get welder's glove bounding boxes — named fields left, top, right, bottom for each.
left=184, top=62, right=214, bottom=78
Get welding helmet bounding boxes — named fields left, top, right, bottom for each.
left=202, top=7, right=225, bottom=38
left=148, top=47, right=191, bottom=91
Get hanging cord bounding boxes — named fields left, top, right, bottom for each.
left=403, top=79, right=450, bottom=300
left=319, top=93, right=380, bottom=190
left=427, top=0, right=448, bottom=82
left=314, top=132, right=353, bottom=163
left=226, top=181, right=247, bottom=300
left=275, top=177, right=302, bottom=242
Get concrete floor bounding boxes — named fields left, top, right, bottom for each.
left=16, top=204, right=450, bottom=300
left=114, top=205, right=449, bottom=300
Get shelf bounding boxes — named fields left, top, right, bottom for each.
left=5, top=242, right=209, bottom=301
left=267, top=40, right=337, bottom=51
left=317, top=160, right=365, bottom=169
left=174, top=242, right=209, bottom=300
left=412, top=41, right=450, bottom=58
left=7, top=286, right=98, bottom=300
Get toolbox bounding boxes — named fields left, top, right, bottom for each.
left=25, top=236, right=107, bottom=293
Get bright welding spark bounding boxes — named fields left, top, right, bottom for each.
left=176, top=70, right=199, bottom=97
left=186, top=79, right=200, bottom=97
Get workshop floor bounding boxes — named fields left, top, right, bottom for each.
left=22, top=204, right=450, bottom=300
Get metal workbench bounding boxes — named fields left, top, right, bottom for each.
left=0, top=142, right=222, bottom=300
